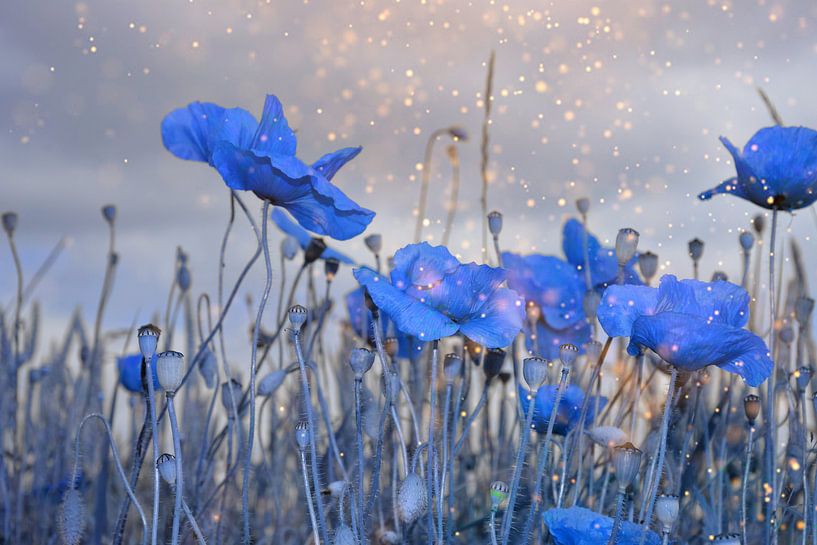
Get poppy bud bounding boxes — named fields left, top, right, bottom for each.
left=711, top=271, right=728, bottom=282
left=615, top=228, right=639, bottom=266
left=744, top=394, right=760, bottom=423
left=443, top=353, right=463, bottom=384
left=156, top=453, right=176, bottom=485
left=59, top=487, right=86, bottom=545
left=739, top=231, right=754, bottom=251
left=586, top=426, right=628, bottom=448
left=583, top=290, right=600, bottom=321
left=258, top=369, right=287, bottom=396
left=101, top=205, right=116, bottom=224
left=697, top=368, right=711, bottom=386
left=752, top=214, right=765, bottom=235
left=779, top=325, right=794, bottom=345
left=465, top=339, right=483, bottom=361
left=638, top=251, right=658, bottom=283
left=2, top=212, right=18, bottom=236
left=282, top=236, right=299, bottom=260
left=198, top=348, right=217, bottom=389
left=365, top=234, right=383, bottom=255
left=487, top=211, right=503, bottom=237
left=559, top=344, right=579, bottom=370
left=137, top=324, right=161, bottom=361
left=483, top=348, right=505, bottom=380
left=156, top=350, right=185, bottom=395
left=712, top=534, right=741, bottom=545
left=796, top=297, right=815, bottom=326
left=304, top=238, right=327, bottom=264
left=349, top=347, right=376, bottom=379
left=612, top=442, right=642, bottom=490
left=334, top=525, right=356, bottom=545
left=523, top=356, right=548, bottom=391
left=177, top=265, right=191, bottom=292
left=384, top=337, right=398, bottom=359
left=379, top=530, right=399, bottom=545
left=288, top=304, right=309, bottom=329
left=688, top=238, right=704, bottom=262
left=795, top=366, right=811, bottom=392
left=655, top=494, right=679, bottom=532
left=448, top=126, right=468, bottom=140
left=324, top=258, right=340, bottom=281
left=295, top=421, right=310, bottom=451
left=489, top=481, right=509, bottom=510
left=221, top=379, right=243, bottom=414
left=397, top=472, right=427, bottom=523
left=576, top=198, right=590, bottom=215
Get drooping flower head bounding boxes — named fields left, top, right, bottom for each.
left=698, top=126, right=817, bottom=210
left=518, top=384, right=607, bottom=436
left=162, top=95, right=375, bottom=240
left=270, top=208, right=353, bottom=264
left=502, top=252, right=591, bottom=359
left=597, top=275, right=772, bottom=386
left=562, top=219, right=641, bottom=290
left=353, top=243, right=524, bottom=348
left=117, top=354, right=160, bottom=394
left=543, top=506, right=661, bottom=545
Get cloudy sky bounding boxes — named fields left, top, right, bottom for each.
left=2, top=0, right=817, bottom=370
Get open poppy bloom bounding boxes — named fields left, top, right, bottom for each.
left=698, top=126, right=817, bottom=210
left=353, top=243, right=524, bottom=348
left=518, top=384, right=607, bottom=436
left=162, top=95, right=374, bottom=240
left=562, top=219, right=641, bottom=290
left=543, top=507, right=661, bottom=545
left=597, top=275, right=772, bottom=387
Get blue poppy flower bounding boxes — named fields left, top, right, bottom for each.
left=597, top=275, right=772, bottom=387
left=518, top=384, right=607, bottom=436
left=698, top=126, right=817, bottom=210
left=117, top=353, right=160, bottom=394
left=543, top=506, right=661, bottom=545
left=162, top=95, right=375, bottom=240
left=562, top=219, right=641, bottom=290
left=271, top=208, right=354, bottom=264
left=502, top=252, right=592, bottom=359
left=345, top=287, right=423, bottom=359
left=353, top=243, right=524, bottom=348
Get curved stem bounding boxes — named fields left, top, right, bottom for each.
left=743, top=425, right=755, bottom=545
left=181, top=499, right=206, bottom=545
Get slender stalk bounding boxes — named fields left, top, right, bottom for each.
left=167, top=395, right=184, bottom=545
left=426, top=341, right=440, bottom=544
left=743, top=424, right=756, bottom=545
left=181, top=499, right=206, bottom=545
left=354, top=378, right=366, bottom=540
left=489, top=509, right=500, bottom=545
left=299, top=449, right=322, bottom=545
left=607, top=488, right=626, bottom=545
left=766, top=207, right=779, bottom=545
left=480, top=51, right=495, bottom=264
left=144, top=356, right=160, bottom=545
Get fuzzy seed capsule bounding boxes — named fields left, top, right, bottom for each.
left=397, top=472, right=428, bottom=523
left=198, top=348, right=217, bottom=389
left=177, top=265, right=191, bottom=291
left=156, top=350, right=185, bottom=394
left=615, top=228, right=639, bottom=266
left=795, top=367, right=812, bottom=392
left=59, top=488, right=86, bottom=545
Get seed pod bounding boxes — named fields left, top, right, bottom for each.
left=157, top=453, right=176, bottom=485
left=156, top=350, right=185, bottom=394
left=101, top=205, right=116, bottom=224
left=711, top=271, right=728, bottom=282
left=324, top=258, right=340, bottom=281
left=638, top=251, right=658, bottom=283
left=295, top=421, right=310, bottom=451
left=379, top=530, right=400, bottom=545
left=751, top=214, right=765, bottom=235
left=258, top=369, right=287, bottom=396
left=744, top=394, right=760, bottom=423
left=655, top=494, right=679, bottom=531
left=177, top=265, right=191, bottom=292
left=221, top=379, right=243, bottom=414
left=288, top=304, right=309, bottom=328
left=443, top=353, right=463, bottom=384
left=612, top=442, right=642, bottom=490
left=137, top=324, right=161, bottom=361
left=522, top=356, right=548, bottom=391
left=559, top=344, right=579, bottom=370
left=483, top=348, right=505, bottom=380
left=487, top=211, right=503, bottom=236
left=59, top=488, right=86, bottom=545
left=586, top=426, right=628, bottom=448
left=304, top=238, right=327, bottom=264
left=2, top=212, right=18, bottom=235
left=575, top=197, right=590, bottom=215
left=615, top=228, right=639, bottom=266
left=739, top=231, right=754, bottom=251
left=688, top=238, right=704, bottom=262
left=349, top=347, right=376, bottom=379
left=489, top=480, right=509, bottom=510
left=198, top=348, right=217, bottom=389
left=397, top=472, right=428, bottom=523
left=365, top=233, right=383, bottom=255
left=712, top=534, right=741, bottom=545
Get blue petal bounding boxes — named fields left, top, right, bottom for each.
left=250, top=95, right=297, bottom=156
left=543, top=507, right=661, bottom=545
left=655, top=274, right=749, bottom=327
left=118, top=354, right=160, bottom=394
left=313, top=146, right=363, bottom=181
left=426, top=263, right=507, bottom=320
left=353, top=267, right=458, bottom=342
left=562, top=218, right=601, bottom=269
left=458, top=285, right=525, bottom=348
left=520, top=385, right=606, bottom=436
left=527, top=319, right=591, bottom=361
left=390, top=243, right=460, bottom=290
left=698, top=176, right=749, bottom=202
left=597, top=284, right=659, bottom=338
left=270, top=208, right=354, bottom=264
left=161, top=102, right=257, bottom=163
left=629, top=312, right=772, bottom=386
left=562, top=219, right=638, bottom=289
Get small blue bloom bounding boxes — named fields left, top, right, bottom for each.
left=698, top=126, right=817, bottom=210
left=162, top=95, right=375, bottom=240
left=502, top=252, right=591, bottom=359
left=118, top=353, right=160, bottom=394
left=543, top=506, right=661, bottom=545
left=562, top=219, right=641, bottom=290
left=518, top=384, right=607, bottom=436
left=597, top=275, right=772, bottom=387
left=345, top=287, right=423, bottom=359
left=353, top=243, right=524, bottom=348
left=270, top=208, right=354, bottom=264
